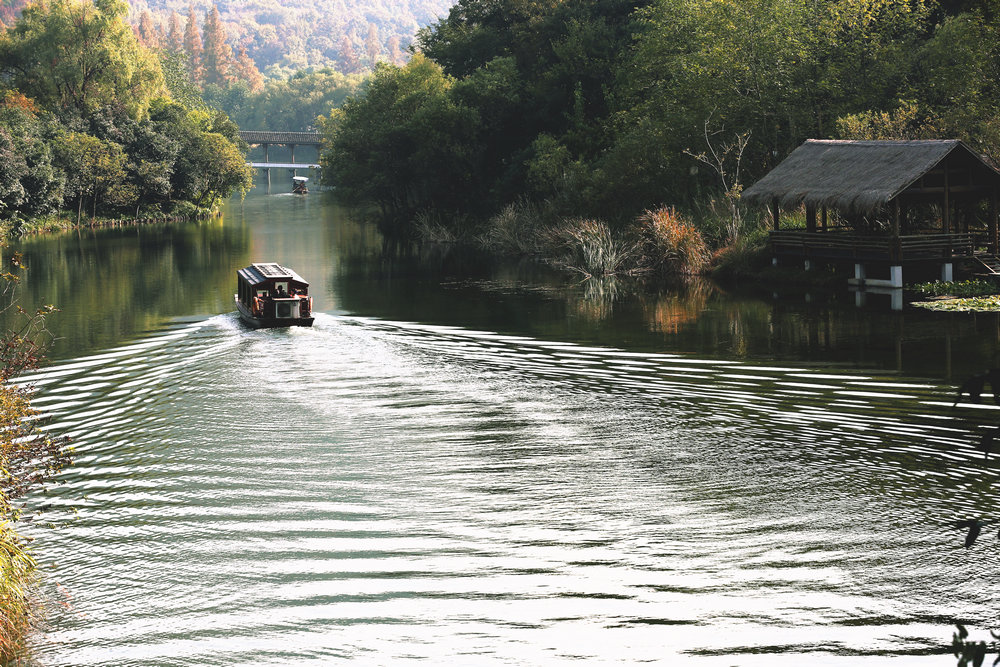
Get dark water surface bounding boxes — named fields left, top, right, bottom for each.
left=13, top=180, right=1000, bottom=665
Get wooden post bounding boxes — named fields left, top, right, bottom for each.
left=943, top=161, right=951, bottom=233
left=991, top=187, right=998, bottom=254
left=892, top=199, right=900, bottom=236
left=806, top=206, right=816, bottom=233
left=821, top=207, right=827, bottom=231
left=263, top=143, right=270, bottom=163
left=772, top=201, right=780, bottom=231
left=290, top=143, right=297, bottom=163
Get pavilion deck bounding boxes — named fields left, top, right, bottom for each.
left=769, top=230, right=977, bottom=264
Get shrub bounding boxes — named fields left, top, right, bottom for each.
left=0, top=252, right=71, bottom=663
left=637, top=207, right=710, bottom=276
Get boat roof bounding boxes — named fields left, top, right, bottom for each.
left=292, top=176, right=309, bottom=182
left=238, top=263, right=309, bottom=286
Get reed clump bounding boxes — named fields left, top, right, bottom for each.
left=636, top=207, right=710, bottom=276
left=545, top=218, right=638, bottom=277
left=476, top=201, right=545, bottom=256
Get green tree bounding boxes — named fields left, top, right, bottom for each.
left=320, top=54, right=479, bottom=228
left=0, top=100, right=64, bottom=225
left=53, top=132, right=130, bottom=223
left=0, top=0, right=165, bottom=120
left=150, top=100, right=251, bottom=209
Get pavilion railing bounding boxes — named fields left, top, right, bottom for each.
left=769, top=231, right=975, bottom=263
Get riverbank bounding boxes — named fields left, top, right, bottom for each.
left=6, top=209, right=223, bottom=238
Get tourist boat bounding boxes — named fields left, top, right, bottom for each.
left=292, top=176, right=308, bottom=194
left=235, top=263, right=314, bottom=328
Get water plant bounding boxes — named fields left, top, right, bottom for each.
left=546, top=218, right=638, bottom=277
left=476, top=201, right=545, bottom=256
left=909, top=280, right=998, bottom=298
left=636, top=206, right=710, bottom=276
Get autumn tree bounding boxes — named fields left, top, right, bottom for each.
left=166, top=9, right=183, bottom=52
left=183, top=4, right=203, bottom=84
left=201, top=4, right=234, bottom=87
left=338, top=35, right=361, bottom=73
left=137, top=9, right=158, bottom=49
left=233, top=46, right=264, bottom=93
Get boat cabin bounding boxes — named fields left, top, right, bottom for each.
left=292, top=176, right=308, bottom=194
left=235, top=263, right=314, bottom=328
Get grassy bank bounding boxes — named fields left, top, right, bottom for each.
left=8, top=207, right=222, bottom=238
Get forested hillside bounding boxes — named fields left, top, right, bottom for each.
left=2, top=0, right=453, bottom=75
left=131, top=0, right=451, bottom=76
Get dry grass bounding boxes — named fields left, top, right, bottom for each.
left=637, top=207, right=710, bottom=276
left=545, top=218, right=638, bottom=277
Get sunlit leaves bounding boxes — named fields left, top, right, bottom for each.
left=0, top=0, right=165, bottom=120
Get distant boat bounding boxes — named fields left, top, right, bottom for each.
left=235, top=263, right=314, bottom=328
left=292, top=176, right=308, bottom=194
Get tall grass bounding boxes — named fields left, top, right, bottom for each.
left=637, top=207, right=710, bottom=276
left=476, top=201, right=544, bottom=255
left=546, top=218, right=638, bottom=277
left=0, top=521, right=36, bottom=663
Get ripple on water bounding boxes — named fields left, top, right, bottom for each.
left=20, top=314, right=999, bottom=665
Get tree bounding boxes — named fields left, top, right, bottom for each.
left=137, top=9, right=159, bottom=49
left=0, top=100, right=63, bottom=225
left=183, top=3, right=203, bottom=85
left=320, top=54, right=479, bottom=228
left=150, top=100, right=252, bottom=209
left=52, top=132, right=130, bottom=223
left=201, top=4, right=233, bottom=87
left=166, top=9, right=183, bottom=52
left=337, top=35, right=362, bottom=73
left=0, top=0, right=166, bottom=121
left=365, top=23, right=381, bottom=65
left=233, top=46, right=264, bottom=93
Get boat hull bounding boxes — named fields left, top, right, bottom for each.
left=236, top=299, right=314, bottom=329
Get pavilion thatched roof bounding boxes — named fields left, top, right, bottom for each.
left=741, top=139, right=998, bottom=215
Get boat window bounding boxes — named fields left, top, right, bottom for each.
left=275, top=282, right=289, bottom=296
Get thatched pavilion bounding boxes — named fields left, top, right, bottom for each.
left=741, top=139, right=1000, bottom=288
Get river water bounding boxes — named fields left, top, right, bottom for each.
left=11, top=178, right=1000, bottom=665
